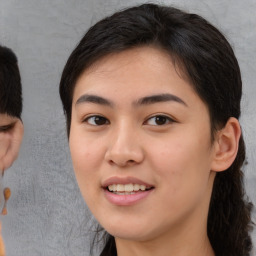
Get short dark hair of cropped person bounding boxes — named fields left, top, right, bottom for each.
left=59, top=4, right=254, bottom=256
left=0, top=45, right=22, bottom=118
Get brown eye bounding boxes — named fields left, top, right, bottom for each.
left=85, top=115, right=109, bottom=126
left=155, top=116, right=167, bottom=125
left=145, top=115, right=174, bottom=126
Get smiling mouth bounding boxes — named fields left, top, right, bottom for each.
left=106, top=183, right=154, bottom=195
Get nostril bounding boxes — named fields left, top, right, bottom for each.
left=108, top=159, right=135, bottom=167
left=108, top=160, right=115, bottom=165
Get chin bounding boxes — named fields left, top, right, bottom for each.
left=100, top=220, right=156, bottom=242
left=108, top=229, right=149, bottom=241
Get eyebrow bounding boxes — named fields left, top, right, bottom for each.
left=75, top=93, right=187, bottom=108
left=134, top=93, right=187, bottom=107
left=76, top=94, right=113, bottom=107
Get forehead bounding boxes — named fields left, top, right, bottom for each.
left=82, top=46, right=187, bottom=79
left=73, top=46, right=195, bottom=99
left=0, top=113, right=17, bottom=125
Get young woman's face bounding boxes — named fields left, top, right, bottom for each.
left=69, top=47, right=217, bottom=242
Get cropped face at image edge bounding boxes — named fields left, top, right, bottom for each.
left=69, top=47, right=223, bottom=243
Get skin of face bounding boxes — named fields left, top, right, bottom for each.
left=0, top=113, right=23, bottom=173
left=69, top=47, right=219, bottom=255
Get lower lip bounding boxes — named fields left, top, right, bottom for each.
left=103, top=189, right=154, bottom=206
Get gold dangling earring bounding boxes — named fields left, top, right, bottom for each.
left=1, top=188, right=11, bottom=216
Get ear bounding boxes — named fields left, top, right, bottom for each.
left=211, top=117, right=241, bottom=172
left=0, top=119, right=24, bottom=172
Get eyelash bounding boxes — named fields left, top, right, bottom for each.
left=83, top=114, right=175, bottom=126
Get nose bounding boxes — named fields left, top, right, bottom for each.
left=104, top=124, right=144, bottom=167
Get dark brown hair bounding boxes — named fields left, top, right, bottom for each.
left=0, top=45, right=22, bottom=118
left=59, top=4, right=253, bottom=256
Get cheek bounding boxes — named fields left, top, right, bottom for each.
left=147, top=133, right=213, bottom=201
left=69, top=133, right=104, bottom=198
left=70, top=127, right=104, bottom=170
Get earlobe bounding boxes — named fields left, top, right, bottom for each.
left=0, top=119, right=24, bottom=172
left=211, top=117, right=241, bottom=172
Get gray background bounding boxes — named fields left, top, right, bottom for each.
left=0, top=0, right=255, bottom=255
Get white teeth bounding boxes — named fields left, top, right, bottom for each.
left=107, top=183, right=149, bottom=192
left=124, top=184, right=133, bottom=192
left=134, top=184, right=140, bottom=191
left=108, top=184, right=114, bottom=191
left=116, top=184, right=124, bottom=191
left=140, top=185, right=146, bottom=191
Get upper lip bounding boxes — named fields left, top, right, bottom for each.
left=102, top=176, right=154, bottom=188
